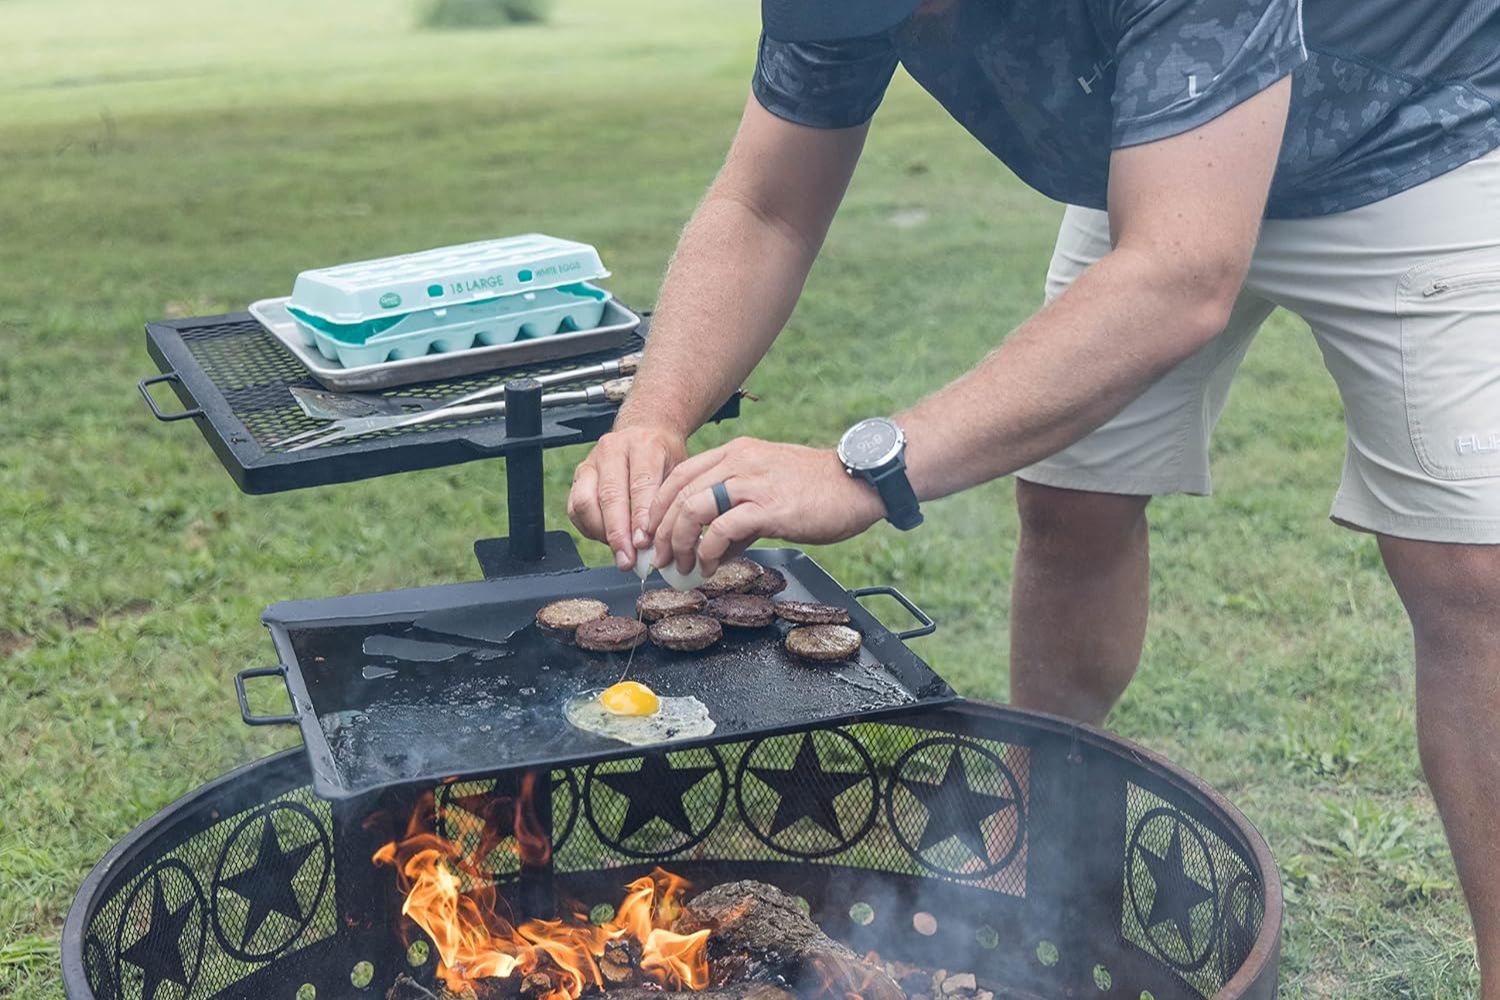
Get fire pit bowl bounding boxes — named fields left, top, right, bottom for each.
left=63, top=702, right=1280, bottom=1000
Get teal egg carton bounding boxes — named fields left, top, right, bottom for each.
left=289, top=234, right=609, bottom=324
left=288, top=282, right=613, bottom=369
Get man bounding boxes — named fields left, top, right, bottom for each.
left=567, top=0, right=1500, bottom=988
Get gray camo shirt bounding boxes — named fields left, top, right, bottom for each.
left=753, top=0, right=1500, bottom=218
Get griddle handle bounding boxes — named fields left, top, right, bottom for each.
left=139, top=373, right=204, bottom=422
left=235, top=665, right=299, bottom=726
left=849, top=585, right=936, bottom=640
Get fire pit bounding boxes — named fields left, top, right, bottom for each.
left=113, top=314, right=1281, bottom=999
left=62, top=702, right=1280, bottom=1000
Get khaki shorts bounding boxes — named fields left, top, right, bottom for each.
left=1018, top=147, right=1500, bottom=544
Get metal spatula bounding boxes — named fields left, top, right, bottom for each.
left=285, top=376, right=635, bottom=452
left=270, top=351, right=641, bottom=450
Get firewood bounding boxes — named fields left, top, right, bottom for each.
left=601, top=988, right=794, bottom=1000
left=600, top=939, right=639, bottom=985
left=388, top=975, right=440, bottom=1000
left=939, top=973, right=977, bottom=995
left=676, top=880, right=905, bottom=1000
left=519, top=972, right=553, bottom=997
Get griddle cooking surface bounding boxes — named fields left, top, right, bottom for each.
left=261, top=550, right=954, bottom=799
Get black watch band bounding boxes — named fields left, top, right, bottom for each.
left=870, top=461, right=924, bottom=530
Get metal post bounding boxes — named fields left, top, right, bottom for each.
left=504, top=378, right=546, bottom=563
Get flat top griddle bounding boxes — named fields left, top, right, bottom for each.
left=249, top=549, right=954, bottom=800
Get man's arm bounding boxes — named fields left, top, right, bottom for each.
left=896, top=77, right=1292, bottom=499
left=646, top=77, right=1293, bottom=573
left=567, top=95, right=868, bottom=569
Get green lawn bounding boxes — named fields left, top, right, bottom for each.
left=0, top=0, right=1478, bottom=996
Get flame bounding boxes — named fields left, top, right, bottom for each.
left=374, top=794, right=707, bottom=997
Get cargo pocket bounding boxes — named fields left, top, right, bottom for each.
left=1398, top=246, right=1500, bottom=480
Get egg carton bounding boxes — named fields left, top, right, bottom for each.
left=287, top=282, right=613, bottom=369
left=289, top=234, right=610, bottom=326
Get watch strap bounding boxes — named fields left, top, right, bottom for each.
left=870, top=460, right=923, bottom=530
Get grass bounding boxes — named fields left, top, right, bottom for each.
left=0, top=0, right=1478, bottom=995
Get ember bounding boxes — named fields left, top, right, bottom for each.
left=373, top=786, right=708, bottom=999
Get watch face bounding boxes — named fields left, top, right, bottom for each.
left=840, top=418, right=903, bottom=471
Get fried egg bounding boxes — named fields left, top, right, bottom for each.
left=564, top=686, right=714, bottom=746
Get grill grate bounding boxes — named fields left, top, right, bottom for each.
left=141, top=308, right=738, bottom=494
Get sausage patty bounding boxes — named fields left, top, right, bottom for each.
left=575, top=615, right=649, bottom=653
left=745, top=566, right=788, bottom=596
left=773, top=600, right=851, bottom=625
left=785, top=624, right=862, bottom=662
left=704, top=593, right=777, bottom=628
left=648, top=614, right=724, bottom=652
left=697, top=557, right=765, bottom=598
left=636, top=587, right=708, bottom=622
left=535, top=598, right=609, bottom=641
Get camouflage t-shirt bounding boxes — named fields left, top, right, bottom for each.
left=752, top=0, right=1500, bottom=218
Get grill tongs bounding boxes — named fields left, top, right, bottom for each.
left=271, top=351, right=641, bottom=451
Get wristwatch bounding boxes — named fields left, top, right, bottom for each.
left=837, top=417, right=923, bottom=531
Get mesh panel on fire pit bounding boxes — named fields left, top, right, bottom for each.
left=69, top=705, right=1279, bottom=1000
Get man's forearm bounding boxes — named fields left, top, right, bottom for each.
left=614, top=190, right=820, bottom=437
left=897, top=246, right=1238, bottom=501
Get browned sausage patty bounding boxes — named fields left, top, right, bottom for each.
left=785, top=624, right=862, bottom=662
left=697, top=557, right=765, bottom=597
left=704, top=593, right=776, bottom=628
left=535, top=598, right=609, bottom=640
left=574, top=616, right=649, bottom=653
left=648, top=614, right=723, bottom=652
left=636, top=587, right=707, bottom=622
left=773, top=600, right=851, bottom=625
left=746, top=566, right=788, bottom=596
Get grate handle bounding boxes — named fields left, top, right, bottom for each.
left=234, top=665, right=299, bottom=726
left=848, top=585, right=936, bottom=640
left=138, top=373, right=205, bottom=422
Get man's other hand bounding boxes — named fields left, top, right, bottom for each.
left=568, top=426, right=688, bottom=570
left=646, top=437, right=885, bottom=577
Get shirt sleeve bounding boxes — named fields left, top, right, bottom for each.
left=752, top=33, right=901, bottom=130
left=1110, top=0, right=1307, bottom=148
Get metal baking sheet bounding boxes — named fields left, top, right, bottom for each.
left=253, top=549, right=955, bottom=800
left=249, top=296, right=642, bottom=391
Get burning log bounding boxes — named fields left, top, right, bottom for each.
left=387, top=974, right=477, bottom=1000
left=604, top=988, right=796, bottom=1000
left=600, top=939, right=641, bottom=986
left=675, top=881, right=905, bottom=1000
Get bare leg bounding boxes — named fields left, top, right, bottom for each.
left=1379, top=536, right=1500, bottom=996
left=1010, top=480, right=1152, bottom=725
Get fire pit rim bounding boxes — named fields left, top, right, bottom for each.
left=60, top=701, right=1283, bottom=1000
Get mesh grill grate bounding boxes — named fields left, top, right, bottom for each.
left=176, top=317, right=645, bottom=452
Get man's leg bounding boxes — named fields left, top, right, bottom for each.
left=1010, top=481, right=1150, bottom=724
left=1013, top=204, right=1275, bottom=724
left=1380, top=537, right=1500, bottom=994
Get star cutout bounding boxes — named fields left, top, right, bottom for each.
left=749, top=734, right=865, bottom=840
left=1137, top=822, right=1214, bottom=955
left=219, top=815, right=317, bottom=949
left=597, top=753, right=713, bottom=842
left=120, top=874, right=198, bottom=1000
left=444, top=784, right=508, bottom=826
left=899, top=749, right=1016, bottom=862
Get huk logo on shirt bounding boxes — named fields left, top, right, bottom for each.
left=1456, top=433, right=1500, bottom=455
left=1076, top=57, right=1114, bottom=94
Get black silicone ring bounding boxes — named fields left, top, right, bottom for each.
left=711, top=481, right=732, bottom=516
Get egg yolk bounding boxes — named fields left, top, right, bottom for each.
left=599, top=681, right=659, bottom=717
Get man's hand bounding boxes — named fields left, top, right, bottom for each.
left=646, top=437, right=885, bottom=576
left=567, top=425, right=688, bottom=569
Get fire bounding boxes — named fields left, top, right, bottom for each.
left=373, top=791, right=708, bottom=998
